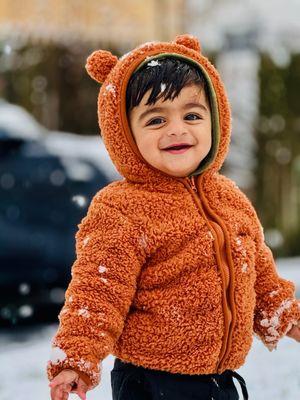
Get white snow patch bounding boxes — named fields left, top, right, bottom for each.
left=267, top=326, right=280, bottom=338
left=260, top=318, right=269, bottom=328
left=241, top=262, right=248, bottom=272
left=138, top=233, right=148, bottom=249
left=208, top=230, right=214, bottom=240
left=147, top=60, right=161, bottom=67
left=236, top=238, right=242, bottom=246
left=265, top=335, right=279, bottom=342
left=235, top=237, right=247, bottom=256
left=83, top=236, right=90, bottom=246
left=259, top=299, right=294, bottom=344
left=169, top=305, right=182, bottom=321
left=275, top=299, right=294, bottom=316
left=78, top=307, right=90, bottom=318
left=270, top=315, right=280, bottom=326
left=59, top=308, right=68, bottom=316
left=160, top=82, right=166, bottom=92
left=49, top=346, right=67, bottom=364
left=105, top=83, right=116, bottom=95
left=78, top=358, right=92, bottom=369
left=99, top=265, right=107, bottom=273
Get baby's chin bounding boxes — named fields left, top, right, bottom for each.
left=144, top=156, right=201, bottom=178
left=160, top=169, right=197, bottom=178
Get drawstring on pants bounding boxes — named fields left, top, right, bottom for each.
left=229, top=370, right=249, bottom=400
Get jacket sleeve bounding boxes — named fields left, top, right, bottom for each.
left=46, top=192, right=146, bottom=389
left=252, top=217, right=300, bottom=351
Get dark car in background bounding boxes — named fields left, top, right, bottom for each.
left=0, top=100, right=120, bottom=326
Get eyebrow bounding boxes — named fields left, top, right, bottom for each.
left=138, top=102, right=208, bottom=123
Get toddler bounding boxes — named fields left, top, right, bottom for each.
left=47, top=34, right=300, bottom=400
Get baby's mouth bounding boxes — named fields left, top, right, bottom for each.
left=162, top=144, right=193, bottom=154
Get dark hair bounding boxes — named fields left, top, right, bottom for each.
left=126, top=57, right=209, bottom=115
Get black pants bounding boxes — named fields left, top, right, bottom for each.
left=111, top=358, right=249, bottom=400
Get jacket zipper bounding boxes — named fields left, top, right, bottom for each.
left=185, top=175, right=233, bottom=373
left=189, top=175, right=197, bottom=192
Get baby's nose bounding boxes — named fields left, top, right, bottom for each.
left=166, top=122, right=189, bottom=137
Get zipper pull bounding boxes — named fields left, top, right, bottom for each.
left=188, top=175, right=197, bottom=192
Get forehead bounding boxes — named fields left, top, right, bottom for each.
left=140, top=83, right=206, bottom=108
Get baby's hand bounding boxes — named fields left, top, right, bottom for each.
left=286, top=321, right=300, bottom=343
left=49, top=369, right=89, bottom=400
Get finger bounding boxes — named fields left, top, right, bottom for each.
left=58, top=386, right=67, bottom=400
left=76, top=380, right=88, bottom=400
left=50, top=385, right=61, bottom=400
left=60, top=383, right=71, bottom=399
left=62, top=389, right=69, bottom=400
left=50, top=386, right=56, bottom=400
left=59, top=385, right=69, bottom=400
left=50, top=385, right=64, bottom=400
left=76, top=388, right=87, bottom=400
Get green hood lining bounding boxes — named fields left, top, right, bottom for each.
left=131, top=53, right=220, bottom=177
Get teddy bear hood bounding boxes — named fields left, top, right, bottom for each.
left=86, top=34, right=232, bottom=185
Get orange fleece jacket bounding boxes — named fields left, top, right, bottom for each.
left=46, top=34, right=300, bottom=389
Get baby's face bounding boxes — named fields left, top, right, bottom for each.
left=128, top=83, right=212, bottom=177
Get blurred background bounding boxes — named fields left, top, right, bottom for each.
left=0, top=1, right=299, bottom=399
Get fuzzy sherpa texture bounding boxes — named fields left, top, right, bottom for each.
left=46, top=34, right=300, bottom=389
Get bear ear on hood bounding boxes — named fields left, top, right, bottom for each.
left=173, top=34, right=201, bottom=53
left=85, top=50, right=118, bottom=84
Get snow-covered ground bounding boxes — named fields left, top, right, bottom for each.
left=0, top=258, right=299, bottom=400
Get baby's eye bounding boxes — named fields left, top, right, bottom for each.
left=147, top=117, right=165, bottom=126
left=185, top=113, right=202, bottom=120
